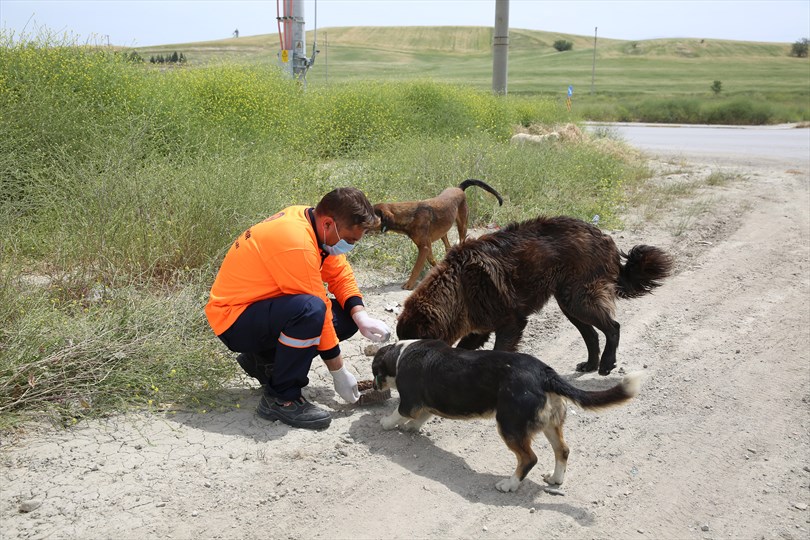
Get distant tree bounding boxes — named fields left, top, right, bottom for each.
left=553, top=40, right=573, bottom=52
left=149, top=55, right=156, bottom=64
left=171, top=51, right=179, bottom=63
left=179, top=52, right=187, bottom=64
left=790, top=38, right=808, bottom=58
left=711, top=80, right=723, bottom=95
left=124, top=51, right=143, bottom=63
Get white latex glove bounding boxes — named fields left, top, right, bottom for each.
left=352, top=310, right=392, bottom=343
left=330, top=365, right=360, bottom=404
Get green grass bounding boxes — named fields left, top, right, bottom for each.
left=0, top=33, right=651, bottom=427
left=134, top=26, right=810, bottom=122
left=0, top=271, right=235, bottom=428
left=706, top=170, right=744, bottom=186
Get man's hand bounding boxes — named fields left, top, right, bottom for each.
left=352, top=310, right=392, bottom=342
left=329, top=365, right=360, bottom=403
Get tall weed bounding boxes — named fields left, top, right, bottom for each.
left=0, top=270, right=233, bottom=426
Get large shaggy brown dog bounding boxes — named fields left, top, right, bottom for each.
left=396, top=216, right=674, bottom=375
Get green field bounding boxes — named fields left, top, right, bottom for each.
left=136, top=26, right=810, bottom=121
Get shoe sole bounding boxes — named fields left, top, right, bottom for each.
left=257, top=406, right=331, bottom=430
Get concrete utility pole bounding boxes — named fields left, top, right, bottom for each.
left=492, top=0, right=509, bottom=95
left=278, top=0, right=318, bottom=83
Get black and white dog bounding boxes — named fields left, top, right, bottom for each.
left=372, top=339, right=641, bottom=492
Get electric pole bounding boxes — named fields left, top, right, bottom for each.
left=278, top=0, right=318, bottom=84
left=492, top=0, right=509, bottom=95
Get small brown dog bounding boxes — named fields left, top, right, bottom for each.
left=372, top=179, right=503, bottom=290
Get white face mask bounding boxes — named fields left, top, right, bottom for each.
left=322, top=221, right=355, bottom=256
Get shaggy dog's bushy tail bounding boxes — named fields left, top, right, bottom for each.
left=545, top=372, right=642, bottom=410
left=616, top=245, right=674, bottom=299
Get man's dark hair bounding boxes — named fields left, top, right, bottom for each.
left=316, top=187, right=379, bottom=229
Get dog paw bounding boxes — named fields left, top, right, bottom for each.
left=495, top=476, right=521, bottom=493
left=380, top=416, right=400, bottom=430
left=542, top=472, right=564, bottom=486
left=401, top=421, right=422, bottom=432
left=575, top=361, right=597, bottom=373
left=598, top=364, right=616, bottom=376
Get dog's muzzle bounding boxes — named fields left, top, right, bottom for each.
left=373, top=374, right=385, bottom=390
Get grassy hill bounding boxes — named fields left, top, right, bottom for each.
left=135, top=26, right=809, bottom=101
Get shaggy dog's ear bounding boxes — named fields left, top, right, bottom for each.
left=463, top=255, right=514, bottom=299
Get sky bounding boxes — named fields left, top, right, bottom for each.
left=1, top=0, right=809, bottom=47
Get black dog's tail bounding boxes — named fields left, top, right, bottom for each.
left=616, top=245, right=674, bottom=299
left=459, top=178, right=504, bottom=206
left=545, top=371, right=642, bottom=410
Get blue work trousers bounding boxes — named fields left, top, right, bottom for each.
left=217, top=295, right=358, bottom=401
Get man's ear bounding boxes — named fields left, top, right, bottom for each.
left=325, top=216, right=342, bottom=237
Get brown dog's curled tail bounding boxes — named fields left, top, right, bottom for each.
left=616, top=245, right=674, bottom=299
left=458, top=179, right=504, bottom=206
left=546, top=372, right=642, bottom=410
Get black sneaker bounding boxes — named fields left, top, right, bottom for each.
left=236, top=353, right=273, bottom=386
left=256, top=395, right=331, bottom=430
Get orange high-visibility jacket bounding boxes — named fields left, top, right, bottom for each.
left=205, top=206, right=362, bottom=353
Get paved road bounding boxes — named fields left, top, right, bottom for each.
left=588, top=122, right=810, bottom=167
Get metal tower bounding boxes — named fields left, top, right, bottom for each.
left=277, top=0, right=318, bottom=83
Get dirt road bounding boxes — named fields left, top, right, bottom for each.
left=2, top=146, right=809, bottom=539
